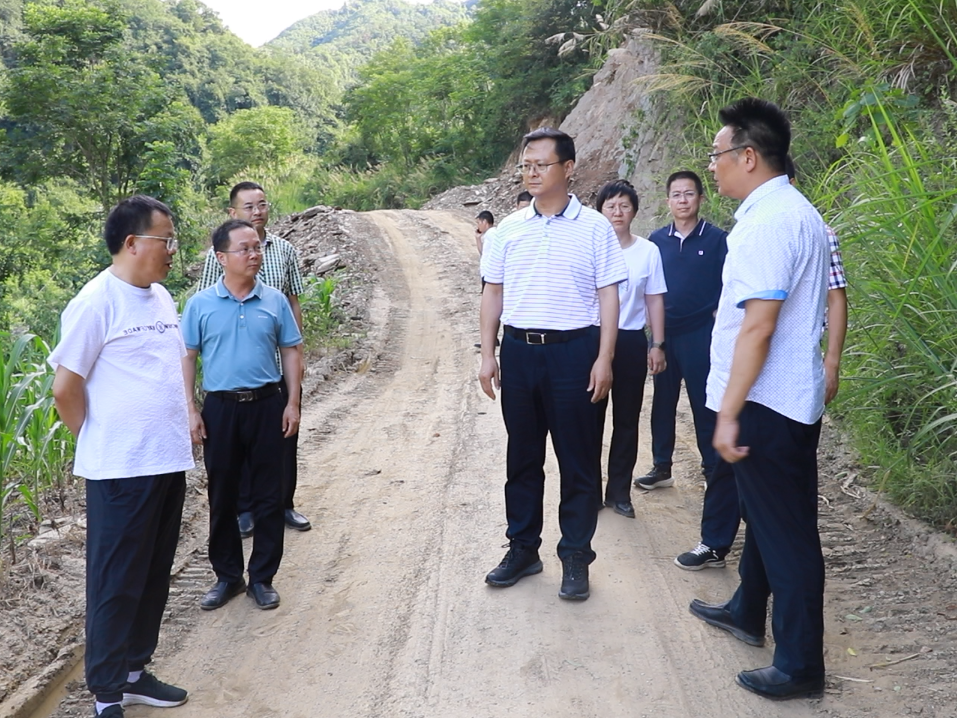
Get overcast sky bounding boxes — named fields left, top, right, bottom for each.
left=200, top=0, right=347, bottom=47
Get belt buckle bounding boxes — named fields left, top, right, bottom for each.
left=237, top=391, right=255, bottom=403
left=526, top=332, right=546, bottom=345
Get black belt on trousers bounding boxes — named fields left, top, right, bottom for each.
left=208, top=382, right=281, bottom=403
left=504, top=325, right=590, bottom=345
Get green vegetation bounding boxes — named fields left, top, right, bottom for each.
left=624, top=0, right=957, bottom=526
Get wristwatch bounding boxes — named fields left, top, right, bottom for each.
left=649, top=341, right=666, bottom=351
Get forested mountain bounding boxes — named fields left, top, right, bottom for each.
left=266, top=0, right=470, bottom=92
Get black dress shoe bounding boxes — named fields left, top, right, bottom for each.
left=201, top=579, right=246, bottom=611
left=603, top=499, right=636, bottom=518
left=558, top=553, right=590, bottom=601
left=485, top=545, right=543, bottom=587
left=247, top=582, right=280, bottom=610
left=237, top=512, right=254, bottom=538
left=736, top=666, right=825, bottom=700
left=284, top=508, right=312, bottom=531
left=689, top=599, right=765, bottom=646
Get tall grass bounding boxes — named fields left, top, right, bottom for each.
left=632, top=0, right=957, bottom=526
left=0, top=332, right=74, bottom=567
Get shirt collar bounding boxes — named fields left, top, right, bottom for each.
left=734, top=175, right=790, bottom=221
left=215, top=277, right=264, bottom=300
left=526, top=194, right=582, bottom=220
left=667, top=219, right=706, bottom=239
left=264, top=231, right=278, bottom=247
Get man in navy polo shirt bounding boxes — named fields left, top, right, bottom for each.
left=479, top=127, right=627, bottom=601
left=636, top=172, right=733, bottom=570
left=182, top=219, right=302, bottom=612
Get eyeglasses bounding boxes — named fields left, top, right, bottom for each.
left=706, top=146, right=749, bottom=162
left=516, top=161, right=562, bottom=175
left=135, top=235, right=178, bottom=252
left=219, top=244, right=264, bottom=257
left=668, top=191, right=699, bottom=201
left=239, top=201, right=270, bottom=214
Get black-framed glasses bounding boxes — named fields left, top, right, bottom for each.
left=135, top=235, right=178, bottom=252
left=706, top=146, right=749, bottom=162
left=218, top=244, right=264, bottom=257
left=516, top=161, right=562, bottom=175
left=240, top=201, right=271, bottom=214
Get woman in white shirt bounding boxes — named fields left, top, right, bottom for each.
left=597, top=180, right=667, bottom=518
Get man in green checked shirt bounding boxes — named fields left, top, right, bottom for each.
left=198, top=181, right=311, bottom=534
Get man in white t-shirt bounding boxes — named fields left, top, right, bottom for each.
left=50, top=196, right=194, bottom=718
left=688, top=98, right=829, bottom=701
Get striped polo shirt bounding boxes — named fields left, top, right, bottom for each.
left=481, top=194, right=627, bottom=330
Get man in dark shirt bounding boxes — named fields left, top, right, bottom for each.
left=636, top=171, right=734, bottom=571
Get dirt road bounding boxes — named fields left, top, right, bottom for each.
left=46, top=209, right=957, bottom=718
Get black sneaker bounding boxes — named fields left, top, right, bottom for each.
left=485, top=545, right=543, bottom=587
left=634, top=465, right=674, bottom=490
left=95, top=706, right=124, bottom=717
left=675, top=542, right=726, bottom=571
left=559, top=553, right=590, bottom=600
left=122, top=672, right=188, bottom=708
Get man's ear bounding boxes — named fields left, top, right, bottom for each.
left=125, top=234, right=137, bottom=253
left=227, top=207, right=237, bottom=219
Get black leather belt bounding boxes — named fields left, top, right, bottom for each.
left=504, top=325, right=590, bottom=345
left=209, top=382, right=281, bottom=403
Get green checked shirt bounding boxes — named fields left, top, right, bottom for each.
left=199, top=231, right=304, bottom=297
left=198, top=231, right=305, bottom=373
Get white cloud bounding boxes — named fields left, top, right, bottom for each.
left=201, top=0, right=346, bottom=47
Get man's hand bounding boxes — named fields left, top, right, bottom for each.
left=587, top=355, right=613, bottom=403
left=479, top=356, right=500, bottom=400
left=647, top=347, right=666, bottom=375
left=713, top=412, right=749, bottom=463
left=188, top=410, right=207, bottom=444
left=824, top=357, right=840, bottom=405
left=282, top=403, right=300, bottom=438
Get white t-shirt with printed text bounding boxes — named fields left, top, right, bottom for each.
left=48, top=269, right=194, bottom=480
left=618, top=236, right=667, bottom=330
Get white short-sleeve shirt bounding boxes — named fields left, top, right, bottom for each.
left=480, top=195, right=627, bottom=330
left=618, top=237, right=667, bottom=330
left=48, top=269, right=195, bottom=480
left=706, top=176, right=829, bottom=424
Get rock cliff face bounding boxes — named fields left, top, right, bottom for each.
left=426, top=36, right=677, bottom=237
left=558, top=35, right=673, bottom=235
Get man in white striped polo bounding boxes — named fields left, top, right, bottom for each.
left=479, top=127, right=627, bottom=601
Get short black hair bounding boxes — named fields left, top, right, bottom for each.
left=477, top=210, right=494, bottom=225
left=784, top=155, right=797, bottom=181
left=522, top=127, right=576, bottom=163
left=596, top=180, right=639, bottom=214
left=229, top=181, right=265, bottom=205
left=104, top=195, right=172, bottom=256
left=666, top=170, right=704, bottom=196
left=212, top=219, right=255, bottom=253
left=717, top=98, right=790, bottom=173
left=516, top=190, right=533, bottom=205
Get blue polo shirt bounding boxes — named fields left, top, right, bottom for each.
left=648, top=219, right=728, bottom=336
left=181, top=278, right=302, bottom=392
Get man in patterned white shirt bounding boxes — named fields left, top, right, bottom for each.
left=198, top=182, right=310, bottom=534
left=687, top=98, right=829, bottom=701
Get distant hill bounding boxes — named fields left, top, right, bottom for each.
left=264, top=0, right=470, bottom=90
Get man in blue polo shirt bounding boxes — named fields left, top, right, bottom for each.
left=182, top=219, right=302, bottom=612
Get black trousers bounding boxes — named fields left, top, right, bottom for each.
left=203, top=391, right=285, bottom=585
left=700, top=459, right=741, bottom=554
left=650, top=320, right=717, bottom=476
left=597, top=329, right=648, bottom=503
left=237, top=375, right=299, bottom=513
left=727, top=401, right=825, bottom=679
left=500, top=326, right=603, bottom=563
left=85, top=473, right=185, bottom=703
